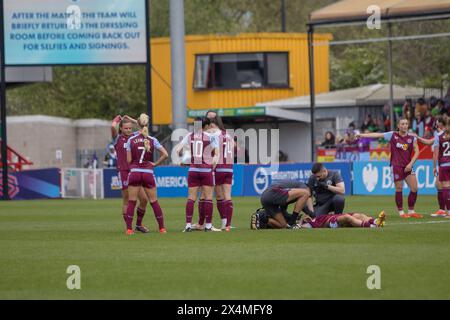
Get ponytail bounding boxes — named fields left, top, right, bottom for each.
left=138, top=113, right=151, bottom=152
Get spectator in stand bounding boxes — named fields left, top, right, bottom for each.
left=383, top=103, right=391, bottom=131
left=370, top=117, right=382, bottom=132
left=279, top=150, right=288, bottom=162
left=403, top=101, right=413, bottom=124
left=444, top=85, right=450, bottom=110
left=360, top=114, right=375, bottom=132
left=423, top=109, right=435, bottom=139
left=103, top=144, right=117, bottom=168
left=321, top=131, right=336, bottom=149
left=348, top=122, right=360, bottom=136
left=358, top=129, right=373, bottom=152
left=436, top=99, right=447, bottom=116
left=412, top=98, right=427, bottom=137
left=430, top=96, right=440, bottom=117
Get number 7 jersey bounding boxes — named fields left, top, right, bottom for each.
left=126, top=133, right=163, bottom=170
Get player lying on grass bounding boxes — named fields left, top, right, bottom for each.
left=296, top=211, right=385, bottom=229
left=251, top=209, right=385, bottom=229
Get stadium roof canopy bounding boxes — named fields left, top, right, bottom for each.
left=255, top=84, right=424, bottom=123
left=309, top=0, right=450, bottom=26
left=257, top=84, right=423, bottom=111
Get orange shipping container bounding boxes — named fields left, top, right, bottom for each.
left=150, top=33, right=332, bottom=125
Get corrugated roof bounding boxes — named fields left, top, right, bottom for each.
left=309, top=0, right=450, bottom=24
left=256, top=84, right=423, bottom=109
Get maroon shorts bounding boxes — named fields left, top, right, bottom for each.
left=188, top=170, right=214, bottom=187
left=128, top=170, right=156, bottom=189
left=392, top=166, right=414, bottom=182
left=439, top=166, right=450, bottom=182
left=118, top=170, right=130, bottom=190
left=214, top=170, right=233, bottom=185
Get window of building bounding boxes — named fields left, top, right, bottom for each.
left=193, top=52, right=289, bottom=90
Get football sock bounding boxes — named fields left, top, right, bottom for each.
left=198, top=200, right=205, bottom=225
left=185, top=199, right=195, bottom=224
left=226, top=200, right=233, bottom=227
left=398, top=210, right=405, bottom=215
left=150, top=201, right=165, bottom=230
left=444, top=188, right=450, bottom=214
left=438, top=190, right=445, bottom=210
left=136, top=207, right=145, bottom=226
left=361, top=221, right=371, bottom=228
left=408, top=192, right=417, bottom=210
left=126, top=200, right=137, bottom=230
left=395, top=191, right=403, bottom=211
left=204, top=200, right=213, bottom=224
left=217, top=200, right=227, bottom=228
left=290, top=211, right=300, bottom=224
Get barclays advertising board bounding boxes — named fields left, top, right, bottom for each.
left=353, top=160, right=436, bottom=195
left=242, top=163, right=352, bottom=197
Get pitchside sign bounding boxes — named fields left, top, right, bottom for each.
left=242, top=162, right=352, bottom=197
left=3, top=0, right=147, bottom=65
left=353, top=160, right=436, bottom=195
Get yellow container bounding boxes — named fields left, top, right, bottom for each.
left=151, top=33, right=332, bottom=125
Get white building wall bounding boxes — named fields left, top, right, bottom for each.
left=239, top=121, right=311, bottom=163
left=6, top=115, right=111, bottom=169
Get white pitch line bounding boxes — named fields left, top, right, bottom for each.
left=388, top=220, right=450, bottom=226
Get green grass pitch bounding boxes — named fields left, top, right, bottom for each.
left=1, top=195, right=450, bottom=299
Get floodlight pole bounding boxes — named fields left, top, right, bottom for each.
left=0, top=0, right=9, bottom=200
left=387, top=22, right=395, bottom=130
left=170, top=0, right=187, bottom=130
left=145, top=0, right=153, bottom=129
left=307, top=24, right=316, bottom=162
left=281, top=0, right=286, bottom=32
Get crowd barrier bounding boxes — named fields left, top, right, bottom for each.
left=2, top=161, right=439, bottom=200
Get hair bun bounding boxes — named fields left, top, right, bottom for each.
left=139, top=113, right=149, bottom=126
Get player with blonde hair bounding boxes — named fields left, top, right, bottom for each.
left=124, top=114, right=169, bottom=235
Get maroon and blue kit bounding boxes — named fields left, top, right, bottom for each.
left=383, top=131, right=418, bottom=212
left=383, top=131, right=416, bottom=182
left=113, top=133, right=136, bottom=190
left=124, top=133, right=165, bottom=231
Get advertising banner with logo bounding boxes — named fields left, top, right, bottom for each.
left=103, top=166, right=244, bottom=198
left=242, top=163, right=352, bottom=196
left=0, top=168, right=60, bottom=200
left=353, top=160, right=436, bottom=195
left=103, top=168, right=122, bottom=198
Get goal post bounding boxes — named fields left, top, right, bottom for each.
left=61, top=168, right=104, bottom=199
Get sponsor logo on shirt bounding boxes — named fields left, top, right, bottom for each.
left=396, top=142, right=408, bottom=151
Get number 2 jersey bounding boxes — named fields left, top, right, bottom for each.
left=433, top=131, right=450, bottom=167
left=126, top=133, right=163, bottom=170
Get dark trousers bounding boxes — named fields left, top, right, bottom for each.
left=314, top=194, right=345, bottom=217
